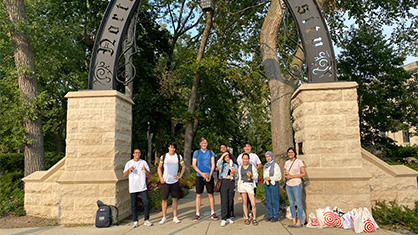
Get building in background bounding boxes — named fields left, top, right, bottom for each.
left=386, top=61, right=418, bottom=146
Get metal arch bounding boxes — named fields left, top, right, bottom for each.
left=282, top=0, right=338, bottom=83
left=88, top=0, right=337, bottom=89
left=88, top=0, right=142, bottom=90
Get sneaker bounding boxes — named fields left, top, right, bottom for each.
left=132, top=221, right=138, bottom=228
left=227, top=218, right=234, bottom=224
left=271, top=217, right=278, bottom=222
left=211, top=213, right=219, bottom=220
left=173, top=217, right=181, bottom=223
left=266, top=217, right=272, bottom=222
left=159, top=217, right=167, bottom=224
left=220, top=220, right=227, bottom=227
left=144, top=220, right=153, bottom=226
left=193, top=215, right=200, bottom=222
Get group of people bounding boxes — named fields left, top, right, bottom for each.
left=123, top=138, right=306, bottom=228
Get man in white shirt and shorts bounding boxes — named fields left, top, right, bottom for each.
left=157, top=142, right=186, bottom=224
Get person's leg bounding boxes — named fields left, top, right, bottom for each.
left=206, top=177, right=215, bottom=213
left=248, top=193, right=257, bottom=219
left=195, top=176, right=204, bottom=215
left=231, top=187, right=235, bottom=218
left=295, top=184, right=304, bottom=225
left=227, top=181, right=234, bottom=219
left=170, top=182, right=180, bottom=218
left=160, top=183, right=169, bottom=218
left=286, top=185, right=297, bottom=225
left=195, top=193, right=202, bottom=213
left=162, top=200, right=167, bottom=218
left=242, top=193, right=248, bottom=219
left=130, top=192, right=138, bottom=222
left=271, top=183, right=280, bottom=219
left=220, top=182, right=228, bottom=220
left=264, top=183, right=272, bottom=218
left=140, top=191, right=150, bottom=221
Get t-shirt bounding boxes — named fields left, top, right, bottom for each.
left=284, top=159, right=305, bottom=186
left=159, top=153, right=184, bottom=184
left=193, top=149, right=214, bottom=177
left=123, top=159, right=150, bottom=193
left=237, top=153, right=261, bottom=167
left=240, top=164, right=253, bottom=183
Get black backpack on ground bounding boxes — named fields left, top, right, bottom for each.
left=95, top=200, right=119, bottom=228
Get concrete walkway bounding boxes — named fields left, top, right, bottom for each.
left=1, top=188, right=398, bottom=235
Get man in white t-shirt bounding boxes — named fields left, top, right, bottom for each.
left=237, top=142, right=262, bottom=217
left=123, top=149, right=152, bottom=228
left=157, top=142, right=186, bottom=224
left=237, top=142, right=262, bottom=169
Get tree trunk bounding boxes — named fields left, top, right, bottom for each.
left=183, top=11, right=213, bottom=174
left=260, top=0, right=296, bottom=166
left=146, top=122, right=154, bottom=166
left=4, top=0, right=45, bottom=176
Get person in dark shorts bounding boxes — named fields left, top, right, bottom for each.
left=157, top=142, right=186, bottom=224
left=192, top=137, right=218, bottom=221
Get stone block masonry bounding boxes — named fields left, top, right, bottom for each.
left=291, top=82, right=418, bottom=215
left=23, top=90, right=133, bottom=224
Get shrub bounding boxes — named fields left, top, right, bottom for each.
left=372, top=201, right=418, bottom=232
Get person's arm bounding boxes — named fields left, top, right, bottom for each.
left=232, top=163, right=238, bottom=176
left=178, top=162, right=186, bottom=179
left=123, top=163, right=134, bottom=178
left=192, top=157, right=207, bottom=178
left=254, top=154, right=263, bottom=169
left=142, top=162, right=151, bottom=176
left=272, top=163, right=282, bottom=181
left=157, top=161, right=165, bottom=183
left=209, top=154, right=215, bottom=179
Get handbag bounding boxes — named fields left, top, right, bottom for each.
left=283, top=160, right=296, bottom=190
left=214, top=179, right=222, bottom=192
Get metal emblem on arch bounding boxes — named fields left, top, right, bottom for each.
left=283, top=0, right=338, bottom=83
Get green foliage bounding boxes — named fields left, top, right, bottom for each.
left=0, top=152, right=65, bottom=216
left=338, top=24, right=418, bottom=150
left=0, top=171, right=25, bottom=216
left=372, top=201, right=418, bottom=232
left=382, top=145, right=418, bottom=162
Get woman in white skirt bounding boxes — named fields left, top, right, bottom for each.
left=237, top=153, right=259, bottom=226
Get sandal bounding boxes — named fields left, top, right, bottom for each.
left=244, top=219, right=250, bottom=225
left=252, top=220, right=258, bottom=226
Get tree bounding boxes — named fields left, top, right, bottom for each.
left=338, top=24, right=418, bottom=150
left=3, top=0, right=45, bottom=176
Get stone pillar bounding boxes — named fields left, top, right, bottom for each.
left=291, top=82, right=372, bottom=214
left=57, top=90, right=132, bottom=224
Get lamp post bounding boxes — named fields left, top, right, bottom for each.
left=200, top=0, right=214, bottom=11
left=255, top=132, right=258, bottom=155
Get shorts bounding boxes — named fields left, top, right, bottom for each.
left=238, top=182, right=255, bottom=194
left=160, top=182, right=180, bottom=200
left=195, top=176, right=214, bottom=194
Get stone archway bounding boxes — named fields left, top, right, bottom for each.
left=22, top=0, right=418, bottom=224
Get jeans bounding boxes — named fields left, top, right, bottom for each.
left=130, top=190, right=150, bottom=222
left=264, top=182, right=280, bottom=218
left=220, top=179, right=235, bottom=220
left=286, top=183, right=304, bottom=221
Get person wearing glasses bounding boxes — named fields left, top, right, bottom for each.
left=123, top=149, right=153, bottom=228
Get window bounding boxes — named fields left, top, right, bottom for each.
left=402, top=130, right=410, bottom=143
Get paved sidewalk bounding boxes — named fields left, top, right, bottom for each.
left=1, top=188, right=398, bottom=235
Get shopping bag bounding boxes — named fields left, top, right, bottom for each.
left=322, top=206, right=335, bottom=227
left=333, top=206, right=344, bottom=229
left=306, top=212, right=320, bottom=228
left=342, top=211, right=354, bottom=230
left=362, top=208, right=379, bottom=233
